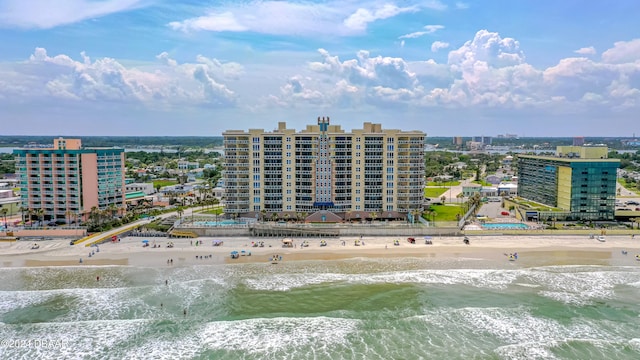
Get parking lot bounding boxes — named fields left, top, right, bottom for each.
left=477, top=201, right=513, bottom=219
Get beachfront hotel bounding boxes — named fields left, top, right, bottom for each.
left=14, top=138, right=126, bottom=223
left=223, top=117, right=425, bottom=219
left=517, top=146, right=620, bottom=221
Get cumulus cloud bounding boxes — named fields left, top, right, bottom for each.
left=19, top=47, right=239, bottom=106
left=310, top=48, right=418, bottom=90
left=448, top=29, right=525, bottom=68
left=574, top=46, right=596, bottom=55
left=601, top=39, right=640, bottom=64
left=455, top=2, right=469, bottom=9
left=265, top=30, right=640, bottom=112
left=431, top=41, right=450, bottom=52
left=0, top=0, right=146, bottom=29
left=4, top=30, right=640, bottom=126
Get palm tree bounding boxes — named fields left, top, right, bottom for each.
left=469, top=193, right=482, bottom=215
left=27, top=209, right=36, bottom=227
left=260, top=209, right=267, bottom=222
left=19, top=206, right=27, bottom=225
left=36, top=208, right=44, bottom=227
left=65, top=210, right=74, bottom=227
left=177, top=206, right=184, bottom=220
left=271, top=212, right=278, bottom=222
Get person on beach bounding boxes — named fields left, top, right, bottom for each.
left=96, top=276, right=100, bottom=282
left=183, top=309, right=187, bottom=317
left=165, top=279, right=168, bottom=285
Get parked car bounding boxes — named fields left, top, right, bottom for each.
left=626, top=200, right=640, bottom=205
left=636, top=207, right=640, bottom=211
left=501, top=211, right=510, bottom=216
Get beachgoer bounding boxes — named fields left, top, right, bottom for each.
left=96, top=276, right=100, bottom=282
left=183, top=309, right=187, bottom=317
left=165, top=279, right=168, bottom=285
left=160, top=303, right=163, bottom=308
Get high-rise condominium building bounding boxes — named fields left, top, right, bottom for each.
left=14, top=138, right=125, bottom=223
left=517, top=146, right=619, bottom=221
left=223, top=118, right=425, bottom=216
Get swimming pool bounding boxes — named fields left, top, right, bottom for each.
left=482, top=223, right=529, bottom=230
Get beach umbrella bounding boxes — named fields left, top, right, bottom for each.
left=142, top=239, right=149, bottom=243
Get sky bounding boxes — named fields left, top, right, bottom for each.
left=0, top=0, right=639, bottom=137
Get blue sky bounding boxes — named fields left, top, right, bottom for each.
left=1, top=0, right=639, bottom=137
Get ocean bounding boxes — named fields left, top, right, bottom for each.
left=1, top=258, right=640, bottom=359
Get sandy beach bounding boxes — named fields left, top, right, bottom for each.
left=2, top=234, right=640, bottom=268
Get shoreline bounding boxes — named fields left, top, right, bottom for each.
left=1, top=234, right=640, bottom=268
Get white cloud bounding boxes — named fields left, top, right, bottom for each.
left=574, top=46, right=596, bottom=55
left=343, top=4, right=417, bottom=32
left=399, top=25, right=444, bottom=41
left=601, top=39, right=640, bottom=64
left=169, top=1, right=423, bottom=36
left=448, top=29, right=525, bottom=68
left=168, top=11, right=246, bottom=32
left=19, top=47, right=239, bottom=106
left=455, top=2, right=469, bottom=9
left=431, top=41, right=450, bottom=52
left=309, top=49, right=418, bottom=90
left=399, top=31, right=428, bottom=39
left=424, top=24, right=444, bottom=34
left=0, top=0, right=146, bottom=29
left=4, top=30, right=640, bottom=135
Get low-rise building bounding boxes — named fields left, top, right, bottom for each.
left=125, top=182, right=155, bottom=195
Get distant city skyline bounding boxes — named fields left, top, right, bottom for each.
left=1, top=0, right=640, bottom=137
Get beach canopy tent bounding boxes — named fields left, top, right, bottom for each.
left=282, top=239, right=293, bottom=244
left=142, top=240, right=149, bottom=243
left=213, top=240, right=223, bottom=246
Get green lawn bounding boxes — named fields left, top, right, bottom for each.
left=472, top=180, right=493, bottom=186
left=200, top=207, right=224, bottom=215
left=423, top=204, right=464, bottom=221
left=426, top=180, right=461, bottom=186
left=153, top=179, right=178, bottom=188
left=619, top=178, right=640, bottom=195
left=424, top=187, right=448, bottom=198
